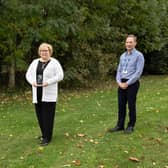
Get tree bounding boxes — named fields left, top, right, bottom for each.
left=0, top=0, right=168, bottom=88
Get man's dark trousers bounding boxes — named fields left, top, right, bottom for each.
left=117, top=79, right=140, bottom=128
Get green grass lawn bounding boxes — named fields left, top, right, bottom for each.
left=0, top=75, right=168, bottom=168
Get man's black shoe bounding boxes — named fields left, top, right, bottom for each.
left=40, top=139, right=50, bottom=146
left=124, top=126, right=134, bottom=134
left=108, top=126, right=124, bottom=132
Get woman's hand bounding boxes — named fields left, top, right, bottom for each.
left=32, top=82, right=38, bottom=87
left=32, top=82, right=48, bottom=87
left=42, top=82, right=48, bottom=87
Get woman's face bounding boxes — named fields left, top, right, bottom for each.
left=39, top=46, right=50, bottom=61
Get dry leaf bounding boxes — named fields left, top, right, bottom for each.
left=76, top=143, right=83, bottom=148
left=98, top=165, right=104, bottom=168
left=37, top=146, right=44, bottom=153
left=156, top=138, right=162, bottom=144
left=72, top=160, right=81, bottom=166
left=153, top=162, right=156, bottom=165
left=89, top=139, right=94, bottom=143
left=97, top=133, right=103, bottom=137
left=29, top=166, right=35, bottom=168
left=62, top=164, right=71, bottom=167
left=124, top=150, right=129, bottom=154
left=114, top=166, right=119, bottom=168
left=129, top=156, right=140, bottom=162
left=79, top=120, right=84, bottom=123
left=164, top=127, right=168, bottom=133
left=77, top=133, right=85, bottom=137
left=1, top=156, right=5, bottom=160
left=20, top=156, right=24, bottom=160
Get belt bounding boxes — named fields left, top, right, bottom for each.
left=121, top=78, right=129, bottom=82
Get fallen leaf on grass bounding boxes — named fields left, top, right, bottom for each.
left=153, top=162, right=156, bottom=165
left=156, top=138, right=162, bottom=144
left=20, top=156, right=24, bottom=160
left=79, top=120, right=84, bottom=123
left=98, top=164, right=104, bottom=168
left=114, top=166, right=119, bottom=168
left=62, top=164, right=71, bottom=167
left=89, top=139, right=94, bottom=143
left=164, top=127, right=168, bottom=133
left=37, top=146, right=44, bottom=153
left=76, top=143, right=83, bottom=148
left=29, top=166, right=35, bottom=168
left=72, top=160, right=81, bottom=166
left=97, top=133, right=103, bottom=137
left=128, top=156, right=140, bottom=162
left=124, top=150, right=129, bottom=154
left=164, top=166, right=168, bottom=168
left=1, top=156, right=5, bottom=160
left=90, top=139, right=99, bottom=144
left=96, top=101, right=101, bottom=107
left=65, top=132, right=70, bottom=137
left=77, top=133, right=85, bottom=137
left=94, top=141, right=99, bottom=144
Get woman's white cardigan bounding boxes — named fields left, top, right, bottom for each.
left=26, top=57, right=64, bottom=103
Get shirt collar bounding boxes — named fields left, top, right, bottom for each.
left=125, top=48, right=136, bottom=56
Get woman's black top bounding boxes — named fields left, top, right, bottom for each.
left=36, top=60, right=50, bottom=102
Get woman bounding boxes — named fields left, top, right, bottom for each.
left=26, top=42, right=64, bottom=146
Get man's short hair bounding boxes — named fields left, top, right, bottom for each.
left=126, top=34, right=137, bottom=42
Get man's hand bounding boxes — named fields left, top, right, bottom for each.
left=118, top=82, right=128, bottom=89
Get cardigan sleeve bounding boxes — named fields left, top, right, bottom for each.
left=46, top=59, right=64, bottom=85
left=25, top=60, right=36, bottom=85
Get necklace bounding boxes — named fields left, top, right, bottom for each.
left=40, top=59, right=50, bottom=70
left=42, top=62, right=47, bottom=69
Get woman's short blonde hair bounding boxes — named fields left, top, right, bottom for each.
left=38, top=43, right=53, bottom=56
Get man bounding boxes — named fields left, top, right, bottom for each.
left=109, top=34, right=144, bottom=134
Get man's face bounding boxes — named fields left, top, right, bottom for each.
left=125, top=37, right=137, bottom=51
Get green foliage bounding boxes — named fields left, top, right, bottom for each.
left=0, top=0, right=168, bottom=88
left=147, top=45, right=168, bottom=74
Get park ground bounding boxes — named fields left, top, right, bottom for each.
left=0, top=75, right=168, bottom=168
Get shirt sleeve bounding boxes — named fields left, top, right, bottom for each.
left=116, top=58, right=122, bottom=84
left=126, top=54, right=144, bottom=85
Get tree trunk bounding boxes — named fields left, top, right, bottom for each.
left=8, top=59, right=15, bottom=89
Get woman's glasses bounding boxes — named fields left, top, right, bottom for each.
left=40, top=50, right=49, bottom=52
